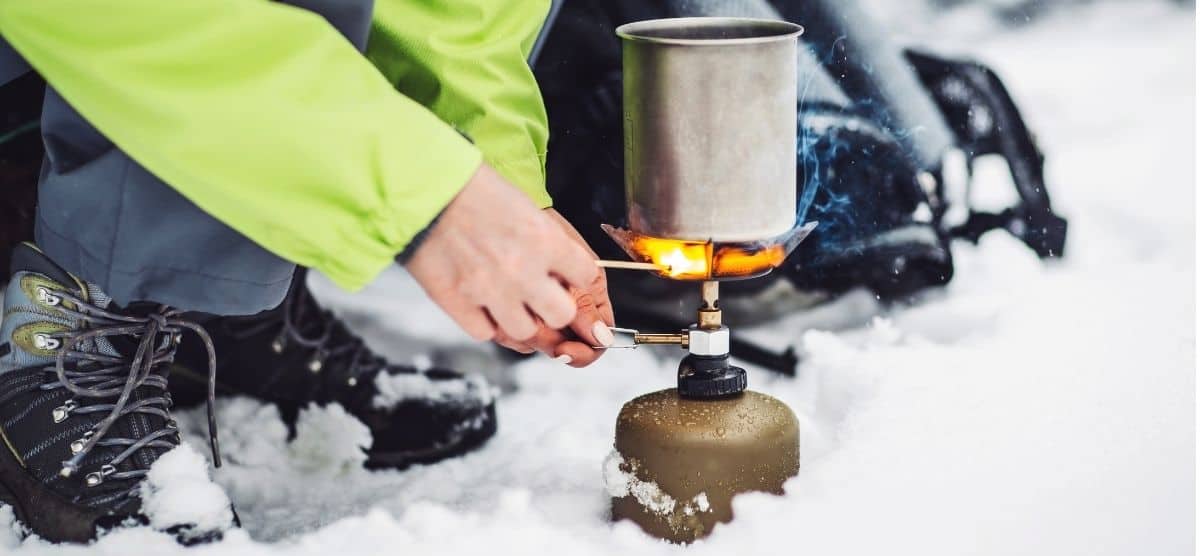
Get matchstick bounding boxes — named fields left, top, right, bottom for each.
left=594, top=260, right=668, bottom=272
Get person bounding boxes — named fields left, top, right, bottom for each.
left=0, top=0, right=1071, bottom=544
left=0, top=0, right=614, bottom=543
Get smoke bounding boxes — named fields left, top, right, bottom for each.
left=792, top=22, right=935, bottom=262
left=796, top=113, right=862, bottom=258
left=794, top=103, right=926, bottom=262
left=794, top=34, right=858, bottom=240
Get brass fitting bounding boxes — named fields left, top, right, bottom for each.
left=633, top=333, right=689, bottom=347
left=698, top=281, right=721, bottom=330
left=615, top=282, right=725, bottom=351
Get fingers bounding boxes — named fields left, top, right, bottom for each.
left=494, top=324, right=564, bottom=358
left=567, top=290, right=609, bottom=348
left=555, top=339, right=602, bottom=367
left=485, top=298, right=539, bottom=343
left=591, top=273, right=616, bottom=327
left=492, top=330, right=535, bottom=354
left=436, top=293, right=497, bottom=342
left=522, top=277, right=577, bottom=330
left=548, top=231, right=599, bottom=289
left=509, top=272, right=617, bottom=367
left=493, top=322, right=601, bottom=368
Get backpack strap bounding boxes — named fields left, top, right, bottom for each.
left=907, top=49, right=1069, bottom=258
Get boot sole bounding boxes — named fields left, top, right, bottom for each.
left=0, top=427, right=117, bottom=543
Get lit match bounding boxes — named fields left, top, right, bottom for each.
left=594, top=259, right=670, bottom=272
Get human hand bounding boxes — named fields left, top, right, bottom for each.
left=404, top=163, right=600, bottom=349
left=490, top=208, right=615, bottom=367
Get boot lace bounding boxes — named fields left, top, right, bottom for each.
left=235, top=280, right=388, bottom=386
left=37, top=290, right=220, bottom=497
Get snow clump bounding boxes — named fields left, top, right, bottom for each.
left=139, top=443, right=235, bottom=537
left=288, top=403, right=373, bottom=473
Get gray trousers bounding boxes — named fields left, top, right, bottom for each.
left=34, top=95, right=297, bottom=315
left=7, top=0, right=376, bottom=316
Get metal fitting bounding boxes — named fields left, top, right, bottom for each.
left=633, top=332, right=689, bottom=347
left=698, top=280, right=722, bottom=329
left=687, top=325, right=730, bottom=357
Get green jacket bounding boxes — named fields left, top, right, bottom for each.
left=0, top=0, right=552, bottom=291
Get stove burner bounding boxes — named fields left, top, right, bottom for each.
left=601, top=221, right=817, bottom=281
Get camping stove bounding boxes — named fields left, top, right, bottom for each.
left=604, top=17, right=806, bottom=544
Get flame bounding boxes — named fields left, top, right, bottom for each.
left=627, top=236, right=782, bottom=279
left=631, top=236, right=712, bottom=280
left=711, top=244, right=786, bottom=278
left=600, top=222, right=815, bottom=281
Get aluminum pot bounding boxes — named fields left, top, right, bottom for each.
left=617, top=17, right=802, bottom=243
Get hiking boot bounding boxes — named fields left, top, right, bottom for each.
left=0, top=244, right=234, bottom=543
left=171, top=270, right=497, bottom=470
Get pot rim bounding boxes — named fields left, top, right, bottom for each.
left=617, top=17, right=803, bottom=46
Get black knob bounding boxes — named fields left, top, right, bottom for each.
left=677, top=353, right=748, bottom=398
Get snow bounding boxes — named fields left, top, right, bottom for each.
left=0, top=506, right=23, bottom=550
left=286, top=403, right=373, bottom=474
left=371, top=371, right=496, bottom=409
left=139, top=444, right=235, bottom=538
left=0, top=1, right=1193, bottom=554
left=603, top=451, right=678, bottom=515
left=603, top=451, right=711, bottom=518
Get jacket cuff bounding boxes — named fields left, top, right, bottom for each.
left=394, top=207, right=444, bottom=264
left=320, top=135, right=483, bottom=292
left=491, top=153, right=553, bottom=209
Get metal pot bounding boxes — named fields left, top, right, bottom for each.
left=617, top=17, right=802, bottom=243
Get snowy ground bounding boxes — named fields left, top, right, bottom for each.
left=2, top=1, right=1194, bottom=554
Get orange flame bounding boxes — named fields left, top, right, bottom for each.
left=629, top=236, right=712, bottom=280
left=625, top=237, right=785, bottom=280
left=711, top=244, right=787, bottom=277
left=601, top=222, right=814, bottom=281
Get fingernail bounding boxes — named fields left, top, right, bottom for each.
left=554, top=354, right=573, bottom=365
left=592, top=322, right=614, bottom=347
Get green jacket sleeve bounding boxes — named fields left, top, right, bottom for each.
left=367, top=0, right=554, bottom=208
left=0, top=0, right=485, bottom=291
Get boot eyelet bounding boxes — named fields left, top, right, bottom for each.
left=346, top=377, right=358, bottom=387
left=308, top=357, right=323, bottom=373
left=52, top=399, right=77, bottom=423
left=84, top=464, right=116, bottom=487
left=70, top=430, right=95, bottom=454
left=33, top=333, right=61, bottom=351
left=271, top=335, right=286, bottom=354
left=35, top=287, right=62, bottom=307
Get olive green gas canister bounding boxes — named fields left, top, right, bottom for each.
left=602, top=274, right=801, bottom=544
left=608, top=383, right=799, bottom=542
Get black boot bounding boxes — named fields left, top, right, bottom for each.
left=171, top=270, right=497, bottom=470
left=0, top=244, right=233, bottom=543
